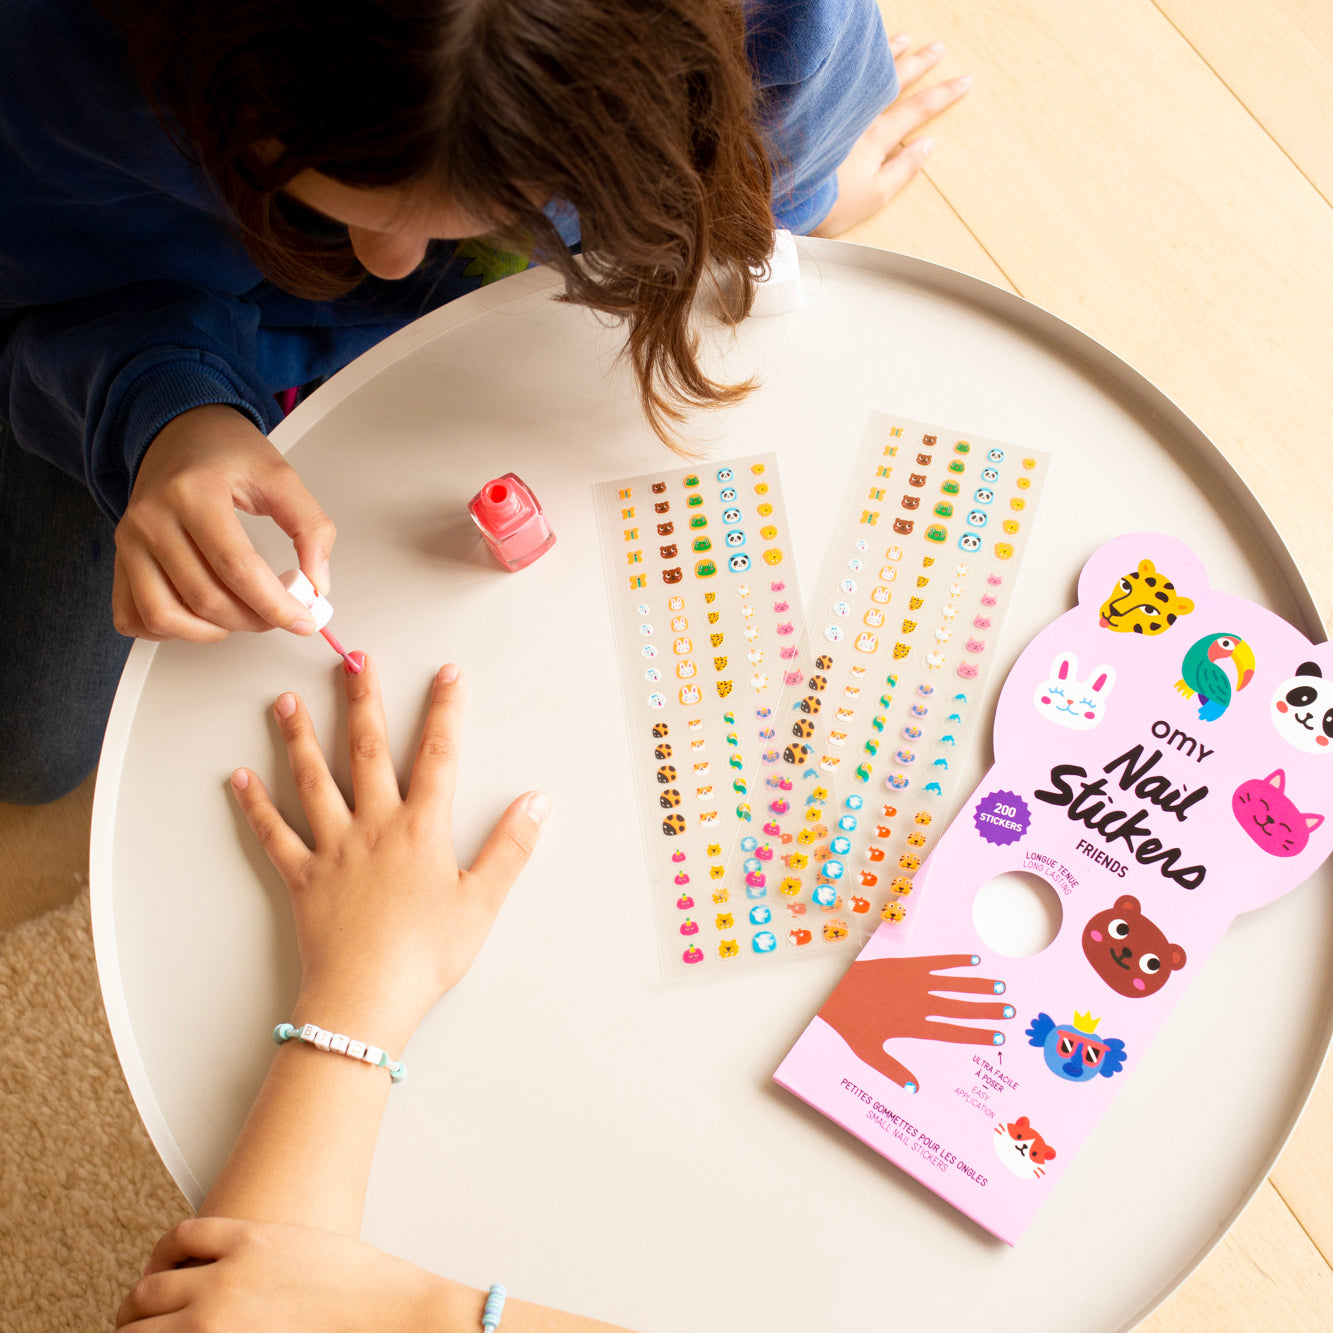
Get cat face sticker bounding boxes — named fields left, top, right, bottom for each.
left=1026, top=1012, right=1127, bottom=1083
left=993, top=1117, right=1057, bottom=1180
left=1232, top=771, right=1324, bottom=856
left=1081, top=896, right=1186, bottom=997
left=1271, top=661, right=1333, bottom=752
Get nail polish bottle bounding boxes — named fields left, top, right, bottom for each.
left=468, top=473, right=556, bottom=571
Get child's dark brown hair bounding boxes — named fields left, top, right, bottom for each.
left=109, top=0, right=776, bottom=442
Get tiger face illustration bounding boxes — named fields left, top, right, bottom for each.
left=1098, top=558, right=1194, bottom=635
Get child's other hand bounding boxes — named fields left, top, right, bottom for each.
left=113, top=404, right=336, bottom=643
left=117, top=1217, right=458, bottom=1330
left=231, top=657, right=549, bottom=1050
left=811, top=35, right=972, bottom=238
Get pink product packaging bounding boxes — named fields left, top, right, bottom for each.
left=774, top=533, right=1333, bottom=1243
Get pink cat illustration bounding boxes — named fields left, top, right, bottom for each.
left=1232, top=770, right=1324, bottom=857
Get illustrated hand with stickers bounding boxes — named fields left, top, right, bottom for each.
left=816, top=953, right=1013, bottom=1092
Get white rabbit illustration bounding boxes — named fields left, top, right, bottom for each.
left=1033, top=653, right=1115, bottom=730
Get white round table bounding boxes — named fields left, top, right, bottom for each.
left=93, top=239, right=1333, bottom=1333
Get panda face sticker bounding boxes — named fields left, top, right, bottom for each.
left=1271, top=661, right=1333, bottom=752
left=988, top=448, right=1005, bottom=462
left=716, top=467, right=733, bottom=482
left=973, top=488, right=994, bottom=505
left=728, top=553, right=751, bottom=573
left=967, top=510, right=988, bottom=528
left=982, top=467, right=1000, bottom=483
left=725, top=530, right=746, bottom=548
left=722, top=508, right=742, bottom=525
left=719, top=487, right=737, bottom=503
left=959, top=532, right=982, bottom=553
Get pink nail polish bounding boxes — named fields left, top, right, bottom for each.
left=468, top=474, right=556, bottom=572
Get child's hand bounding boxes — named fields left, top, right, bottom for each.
left=116, top=1217, right=456, bottom=1330
left=231, top=657, right=550, bottom=1051
left=811, top=35, right=972, bottom=238
left=113, top=404, right=336, bottom=643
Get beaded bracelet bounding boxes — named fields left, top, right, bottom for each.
left=272, top=1022, right=406, bottom=1083
left=482, top=1283, right=507, bottom=1331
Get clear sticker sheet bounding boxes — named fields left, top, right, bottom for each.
left=595, top=455, right=813, bottom=980
left=748, top=414, right=1050, bottom=950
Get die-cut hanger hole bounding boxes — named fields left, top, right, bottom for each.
left=972, top=871, right=1063, bottom=957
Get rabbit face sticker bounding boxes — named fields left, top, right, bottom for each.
left=1033, top=653, right=1115, bottom=730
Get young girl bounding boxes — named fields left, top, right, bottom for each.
left=0, top=0, right=968, bottom=804
left=115, top=656, right=637, bottom=1329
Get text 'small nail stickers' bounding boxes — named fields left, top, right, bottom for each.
left=749, top=415, right=1049, bottom=949
left=596, top=455, right=812, bottom=979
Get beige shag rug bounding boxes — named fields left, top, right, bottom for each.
left=0, top=888, right=188, bottom=1331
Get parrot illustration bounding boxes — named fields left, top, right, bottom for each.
left=1174, top=632, right=1256, bottom=721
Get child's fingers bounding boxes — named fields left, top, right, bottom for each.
left=272, top=693, right=350, bottom=839
left=342, top=654, right=401, bottom=812
left=116, top=1269, right=196, bottom=1325
left=231, top=766, right=312, bottom=884
left=887, top=31, right=912, bottom=59
left=890, top=38, right=946, bottom=90
left=406, top=664, right=465, bottom=815
left=864, top=135, right=936, bottom=211
left=183, top=498, right=316, bottom=634
left=153, top=530, right=273, bottom=633
left=464, top=791, right=551, bottom=911
left=111, top=552, right=167, bottom=641
left=254, top=457, right=338, bottom=599
left=144, top=1216, right=243, bottom=1274
left=117, top=543, right=230, bottom=643
left=922, top=1017, right=1008, bottom=1048
left=880, top=73, right=972, bottom=150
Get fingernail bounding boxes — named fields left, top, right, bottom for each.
left=440, top=663, right=459, bottom=684
left=956, top=74, right=974, bottom=88
left=524, top=791, right=552, bottom=825
left=1003, top=1005, right=1015, bottom=1018
left=993, top=980, right=1005, bottom=994
left=993, top=1033, right=1005, bottom=1046
left=919, top=136, right=937, bottom=158
left=971, top=955, right=980, bottom=965
left=275, top=693, right=297, bottom=718
left=231, top=768, right=250, bottom=791
left=890, top=31, right=908, bottom=42
left=291, top=617, right=314, bottom=635
left=927, top=39, right=944, bottom=51
left=343, top=651, right=366, bottom=676
left=904, top=1081, right=917, bottom=1094
left=317, top=560, right=331, bottom=594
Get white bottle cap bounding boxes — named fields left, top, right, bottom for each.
left=279, top=569, right=334, bottom=631
left=750, top=229, right=805, bottom=317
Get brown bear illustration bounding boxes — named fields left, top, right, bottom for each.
left=901, top=495, right=920, bottom=510
left=893, top=518, right=914, bottom=535
left=1081, top=895, right=1186, bottom=998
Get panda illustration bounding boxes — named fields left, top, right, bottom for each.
left=1271, top=661, right=1333, bottom=753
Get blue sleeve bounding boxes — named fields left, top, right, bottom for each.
left=0, top=285, right=284, bottom=520
left=746, top=0, right=899, bottom=234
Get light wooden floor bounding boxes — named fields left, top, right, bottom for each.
left=2, top=2, right=1331, bottom=1328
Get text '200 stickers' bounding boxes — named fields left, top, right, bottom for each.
left=747, top=414, right=1049, bottom=949
left=596, top=455, right=812, bottom=980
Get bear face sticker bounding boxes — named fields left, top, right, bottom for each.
left=657, top=522, right=673, bottom=536
left=1081, top=895, right=1186, bottom=997
left=894, top=518, right=914, bottom=536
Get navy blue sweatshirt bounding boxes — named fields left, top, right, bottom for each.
left=0, top=0, right=896, bottom=519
